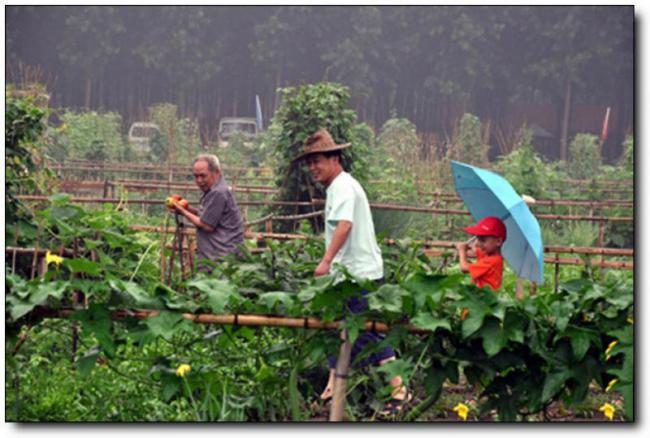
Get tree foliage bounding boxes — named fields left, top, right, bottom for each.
left=268, top=82, right=368, bottom=231
left=7, top=6, right=633, bottom=155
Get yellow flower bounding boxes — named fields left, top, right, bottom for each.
left=45, top=251, right=64, bottom=266
left=627, top=316, right=633, bottom=325
left=605, top=378, right=618, bottom=393
left=599, top=402, right=616, bottom=421
left=453, top=402, right=470, bottom=421
left=605, top=340, right=619, bottom=360
left=176, top=364, right=191, bottom=377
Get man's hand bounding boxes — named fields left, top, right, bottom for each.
left=455, top=242, right=468, bottom=253
left=314, top=259, right=331, bottom=277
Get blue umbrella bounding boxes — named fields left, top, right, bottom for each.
left=451, top=160, right=544, bottom=284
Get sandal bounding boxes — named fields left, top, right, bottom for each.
left=378, top=391, right=413, bottom=417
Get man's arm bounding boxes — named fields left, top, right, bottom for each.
left=315, top=220, right=352, bottom=277
left=174, top=203, right=215, bottom=233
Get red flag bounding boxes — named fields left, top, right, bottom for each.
left=600, top=107, right=611, bottom=143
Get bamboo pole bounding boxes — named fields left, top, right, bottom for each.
left=422, top=248, right=632, bottom=270
left=36, top=308, right=435, bottom=334
left=329, top=333, right=353, bottom=422
left=17, top=195, right=633, bottom=223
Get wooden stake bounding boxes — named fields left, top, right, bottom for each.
left=329, top=331, right=353, bottom=422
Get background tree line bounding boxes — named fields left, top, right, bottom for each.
left=6, top=5, right=633, bottom=161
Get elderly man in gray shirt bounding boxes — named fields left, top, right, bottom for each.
left=171, top=154, right=244, bottom=272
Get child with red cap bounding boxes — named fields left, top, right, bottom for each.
left=455, top=216, right=507, bottom=292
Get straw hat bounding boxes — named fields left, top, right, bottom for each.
left=292, top=128, right=351, bottom=162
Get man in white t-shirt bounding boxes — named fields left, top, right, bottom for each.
left=294, top=128, right=410, bottom=416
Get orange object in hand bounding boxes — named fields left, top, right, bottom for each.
left=164, top=194, right=184, bottom=209
left=460, top=308, right=470, bottom=321
left=178, top=199, right=189, bottom=209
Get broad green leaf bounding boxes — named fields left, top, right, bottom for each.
left=188, top=278, right=241, bottom=314
left=377, top=357, right=414, bottom=383
left=77, top=347, right=100, bottom=378
left=64, top=258, right=101, bottom=276
left=161, top=374, right=181, bottom=401
left=7, top=296, right=36, bottom=321
left=549, top=301, right=574, bottom=332
left=461, top=308, right=486, bottom=338
left=110, top=280, right=164, bottom=309
left=145, top=311, right=186, bottom=341
left=48, top=192, right=72, bottom=204
left=410, top=313, right=451, bottom=333
left=73, top=305, right=115, bottom=357
left=289, top=366, right=302, bottom=421
left=257, top=291, right=295, bottom=311
left=479, top=317, right=507, bottom=357
left=367, top=284, right=408, bottom=313
left=49, top=204, right=83, bottom=221
left=341, top=314, right=365, bottom=345
left=567, top=327, right=592, bottom=361
left=29, top=281, right=67, bottom=305
left=542, top=369, right=573, bottom=402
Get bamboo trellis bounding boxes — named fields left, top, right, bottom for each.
left=17, top=195, right=633, bottom=224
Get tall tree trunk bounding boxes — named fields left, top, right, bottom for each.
left=560, top=78, right=572, bottom=161
left=273, top=67, right=282, bottom=113
left=84, top=76, right=92, bottom=109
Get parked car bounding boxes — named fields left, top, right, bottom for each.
left=128, top=122, right=160, bottom=154
left=218, top=117, right=258, bottom=148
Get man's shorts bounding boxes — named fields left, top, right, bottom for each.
left=327, top=280, right=396, bottom=369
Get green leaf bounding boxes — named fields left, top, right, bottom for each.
left=378, top=358, right=414, bottom=386
left=479, top=317, right=508, bottom=357
left=48, top=192, right=72, bottom=205
left=161, top=374, right=181, bottom=401
left=289, top=366, right=302, bottom=421
left=77, top=346, right=100, bottom=378
left=145, top=311, right=187, bottom=341
left=257, top=292, right=295, bottom=311
left=341, top=314, right=366, bottom=345
left=542, top=369, right=573, bottom=402
left=549, top=301, right=574, bottom=332
left=110, top=280, right=164, bottom=308
left=188, top=278, right=241, bottom=314
left=567, top=327, right=592, bottom=361
left=297, top=275, right=335, bottom=302
left=410, top=313, right=451, bottom=333
left=7, top=297, right=36, bottom=321
left=73, top=305, right=115, bottom=357
left=367, top=284, right=408, bottom=313
left=461, top=307, right=486, bottom=338
left=64, top=258, right=101, bottom=276
left=49, top=204, right=83, bottom=221
left=30, top=281, right=68, bottom=305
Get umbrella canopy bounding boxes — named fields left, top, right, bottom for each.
left=451, top=160, right=544, bottom=284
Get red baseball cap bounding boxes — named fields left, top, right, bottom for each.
left=464, top=216, right=507, bottom=240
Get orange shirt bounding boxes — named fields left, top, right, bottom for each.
left=468, top=247, right=503, bottom=291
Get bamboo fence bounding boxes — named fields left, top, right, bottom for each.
left=17, top=195, right=633, bottom=224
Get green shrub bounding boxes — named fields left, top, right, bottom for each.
left=619, top=135, right=633, bottom=174
left=568, top=133, right=601, bottom=180
left=267, top=82, right=366, bottom=231
left=149, top=103, right=202, bottom=164
left=376, top=117, right=419, bottom=164
left=48, top=110, right=126, bottom=161
left=452, top=113, right=484, bottom=165
left=5, top=91, right=52, bottom=223
left=496, top=127, right=553, bottom=199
